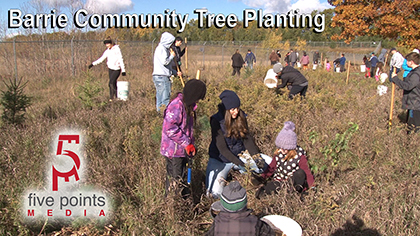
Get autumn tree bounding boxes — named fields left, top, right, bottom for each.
left=330, top=0, right=420, bottom=48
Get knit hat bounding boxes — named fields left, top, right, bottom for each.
left=219, top=90, right=240, bottom=110
left=275, top=121, right=297, bottom=150
left=213, top=181, right=247, bottom=212
left=390, top=48, right=397, bottom=52
left=183, top=79, right=207, bottom=106
left=273, top=63, right=283, bottom=73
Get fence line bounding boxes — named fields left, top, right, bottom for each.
left=0, top=40, right=377, bottom=80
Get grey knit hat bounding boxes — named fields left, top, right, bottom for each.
left=273, top=63, right=283, bottom=73
left=275, top=121, right=297, bottom=150
left=213, top=181, right=247, bottom=212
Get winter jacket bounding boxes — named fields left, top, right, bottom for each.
left=378, top=49, right=387, bottom=63
left=153, top=32, right=176, bottom=77
left=390, top=52, right=404, bottom=69
left=391, top=67, right=420, bottom=110
left=370, top=56, right=379, bottom=68
left=208, top=104, right=259, bottom=167
left=276, top=66, right=308, bottom=89
left=261, top=146, right=314, bottom=190
left=205, top=209, right=275, bottom=236
left=245, top=52, right=256, bottom=64
left=232, top=53, right=245, bottom=68
left=313, top=52, right=320, bottom=64
left=92, top=45, right=125, bottom=72
left=289, top=51, right=297, bottom=63
left=402, top=59, right=412, bottom=78
left=160, top=93, right=194, bottom=158
left=300, top=55, right=310, bottom=65
left=339, top=56, right=346, bottom=66
left=269, top=52, right=279, bottom=63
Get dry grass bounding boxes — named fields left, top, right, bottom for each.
left=1, top=53, right=420, bottom=236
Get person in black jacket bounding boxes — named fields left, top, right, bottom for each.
left=390, top=52, right=420, bottom=134
left=274, top=63, right=308, bottom=100
left=205, top=90, right=260, bottom=198
left=171, top=36, right=186, bottom=73
left=231, top=49, right=245, bottom=76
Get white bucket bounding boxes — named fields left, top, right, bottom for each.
left=377, top=85, right=388, bottom=96
left=264, top=69, right=278, bottom=88
left=313, top=64, right=317, bottom=70
left=360, top=65, right=366, bottom=72
left=262, top=215, right=302, bottom=236
left=380, top=73, right=388, bottom=84
left=117, top=81, right=130, bottom=101
left=297, top=62, right=301, bottom=68
left=336, top=67, right=341, bottom=73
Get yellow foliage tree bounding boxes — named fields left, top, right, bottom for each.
left=262, top=29, right=283, bottom=49
left=296, top=38, right=307, bottom=53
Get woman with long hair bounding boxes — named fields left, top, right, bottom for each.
left=206, top=90, right=261, bottom=198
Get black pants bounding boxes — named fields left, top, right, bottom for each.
left=109, top=69, right=121, bottom=99
left=165, top=156, right=187, bottom=195
left=256, top=169, right=307, bottom=199
left=232, top=67, right=242, bottom=76
left=407, top=110, right=420, bottom=134
left=289, top=85, right=308, bottom=100
left=370, top=66, right=376, bottom=78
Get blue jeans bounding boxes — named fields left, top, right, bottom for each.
left=153, top=75, right=171, bottom=112
left=205, top=154, right=272, bottom=198
left=389, top=67, right=401, bottom=82
left=205, top=158, right=237, bottom=198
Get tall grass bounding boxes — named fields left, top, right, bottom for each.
left=1, top=60, right=420, bottom=235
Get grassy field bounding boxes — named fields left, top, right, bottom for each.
left=1, top=56, right=420, bottom=235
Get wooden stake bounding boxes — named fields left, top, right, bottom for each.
left=185, top=38, right=188, bottom=75
left=389, top=67, right=397, bottom=130
left=346, top=61, right=351, bottom=85
left=176, top=64, right=185, bottom=87
left=196, top=70, right=200, bottom=80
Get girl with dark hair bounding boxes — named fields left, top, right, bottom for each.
left=160, top=79, right=207, bottom=196
left=206, top=90, right=263, bottom=198
left=89, top=36, right=126, bottom=101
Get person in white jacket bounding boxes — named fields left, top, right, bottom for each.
left=389, top=47, right=404, bottom=81
left=89, top=37, right=126, bottom=101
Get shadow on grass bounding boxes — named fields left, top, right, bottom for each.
left=330, top=215, right=382, bottom=236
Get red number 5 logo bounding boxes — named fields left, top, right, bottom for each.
left=52, top=135, right=80, bottom=191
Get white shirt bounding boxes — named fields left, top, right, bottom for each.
left=93, top=45, right=125, bottom=72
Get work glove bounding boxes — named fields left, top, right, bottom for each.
left=122, top=72, right=126, bottom=76
left=185, top=144, right=196, bottom=156
left=88, top=64, right=93, bottom=69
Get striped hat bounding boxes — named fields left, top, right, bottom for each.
left=219, top=181, right=247, bottom=212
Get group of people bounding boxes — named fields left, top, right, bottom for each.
left=231, top=49, right=257, bottom=76
left=160, top=83, right=313, bottom=235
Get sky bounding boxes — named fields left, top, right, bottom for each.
left=1, top=0, right=332, bottom=35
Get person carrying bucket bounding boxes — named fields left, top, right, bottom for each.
left=273, top=63, right=308, bottom=100
left=88, top=36, right=126, bottom=101
left=255, top=121, right=314, bottom=199
left=206, top=181, right=275, bottom=236
left=205, top=90, right=268, bottom=198
left=160, top=79, right=207, bottom=197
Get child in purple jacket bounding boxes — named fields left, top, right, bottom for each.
left=161, top=79, right=207, bottom=196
